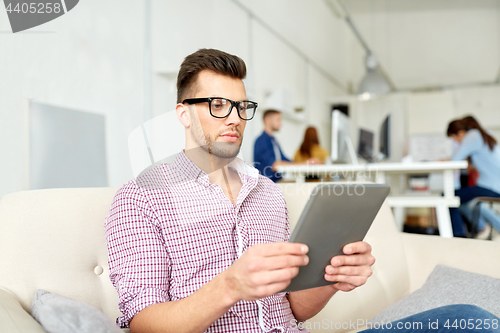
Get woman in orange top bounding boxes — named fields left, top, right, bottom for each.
left=294, top=127, right=329, bottom=163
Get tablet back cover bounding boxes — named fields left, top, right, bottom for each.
left=285, top=183, right=390, bottom=292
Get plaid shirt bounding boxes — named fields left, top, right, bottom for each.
left=105, top=151, right=303, bottom=332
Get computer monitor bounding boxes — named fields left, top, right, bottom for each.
left=379, top=114, right=391, bottom=159
left=331, top=109, right=351, bottom=163
left=358, top=128, right=374, bottom=161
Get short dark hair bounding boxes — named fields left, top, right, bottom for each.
left=176, top=49, right=247, bottom=103
left=262, top=109, right=281, bottom=121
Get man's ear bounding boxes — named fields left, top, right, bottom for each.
left=176, top=103, right=190, bottom=128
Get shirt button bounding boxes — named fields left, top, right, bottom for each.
left=94, top=266, right=104, bottom=275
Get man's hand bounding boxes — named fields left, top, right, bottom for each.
left=222, top=242, right=309, bottom=302
left=287, top=241, right=375, bottom=322
left=324, top=241, right=375, bottom=292
left=129, top=243, right=308, bottom=333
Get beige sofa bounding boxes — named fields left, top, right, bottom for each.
left=1, top=183, right=499, bottom=333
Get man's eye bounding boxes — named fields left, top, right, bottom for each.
left=212, top=99, right=226, bottom=109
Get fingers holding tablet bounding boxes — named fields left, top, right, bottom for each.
left=342, top=241, right=372, bottom=255
left=330, top=242, right=375, bottom=267
left=252, top=242, right=309, bottom=257
left=324, top=240, right=375, bottom=291
left=223, top=242, right=310, bottom=301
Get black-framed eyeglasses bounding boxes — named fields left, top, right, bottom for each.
left=182, top=97, right=258, bottom=121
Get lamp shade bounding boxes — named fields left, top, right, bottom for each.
left=357, top=70, right=391, bottom=96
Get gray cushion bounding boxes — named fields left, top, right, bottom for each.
left=31, top=289, right=122, bottom=333
left=370, top=265, right=500, bottom=324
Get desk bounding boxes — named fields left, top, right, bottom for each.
left=277, top=161, right=468, bottom=238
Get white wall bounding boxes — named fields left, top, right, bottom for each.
left=452, top=85, right=500, bottom=140
left=407, top=91, right=455, bottom=135
left=405, top=86, right=500, bottom=139
left=0, top=0, right=144, bottom=197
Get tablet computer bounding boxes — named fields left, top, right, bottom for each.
left=284, top=183, right=390, bottom=292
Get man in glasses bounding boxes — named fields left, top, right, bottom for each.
left=105, top=48, right=375, bottom=332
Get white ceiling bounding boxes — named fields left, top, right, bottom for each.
left=343, top=0, right=500, bottom=90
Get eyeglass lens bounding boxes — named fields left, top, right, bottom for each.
left=210, top=98, right=256, bottom=120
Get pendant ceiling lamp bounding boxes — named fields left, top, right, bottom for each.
left=357, top=52, right=391, bottom=97
left=325, top=0, right=395, bottom=98
left=344, top=16, right=393, bottom=98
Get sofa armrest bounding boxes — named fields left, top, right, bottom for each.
left=0, top=289, right=46, bottom=333
left=401, top=233, right=500, bottom=293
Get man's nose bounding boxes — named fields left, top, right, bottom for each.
left=225, top=106, right=242, bottom=125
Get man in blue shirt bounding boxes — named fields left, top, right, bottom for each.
left=253, top=110, right=292, bottom=182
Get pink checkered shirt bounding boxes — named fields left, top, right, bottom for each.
left=105, top=151, right=304, bottom=332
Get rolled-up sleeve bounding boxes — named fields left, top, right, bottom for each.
left=105, top=182, right=171, bottom=328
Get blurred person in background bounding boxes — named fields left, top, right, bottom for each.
left=254, top=110, right=319, bottom=182
left=254, top=110, right=291, bottom=182
left=293, top=126, right=327, bottom=181
left=294, top=126, right=328, bottom=164
left=461, top=116, right=484, bottom=186
left=447, top=116, right=500, bottom=238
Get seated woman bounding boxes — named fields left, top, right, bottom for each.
left=294, top=126, right=329, bottom=164
left=447, top=116, right=500, bottom=238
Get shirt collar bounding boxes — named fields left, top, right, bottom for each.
left=173, top=150, right=259, bottom=190
left=262, top=130, right=273, bottom=139
left=172, top=150, right=205, bottom=183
